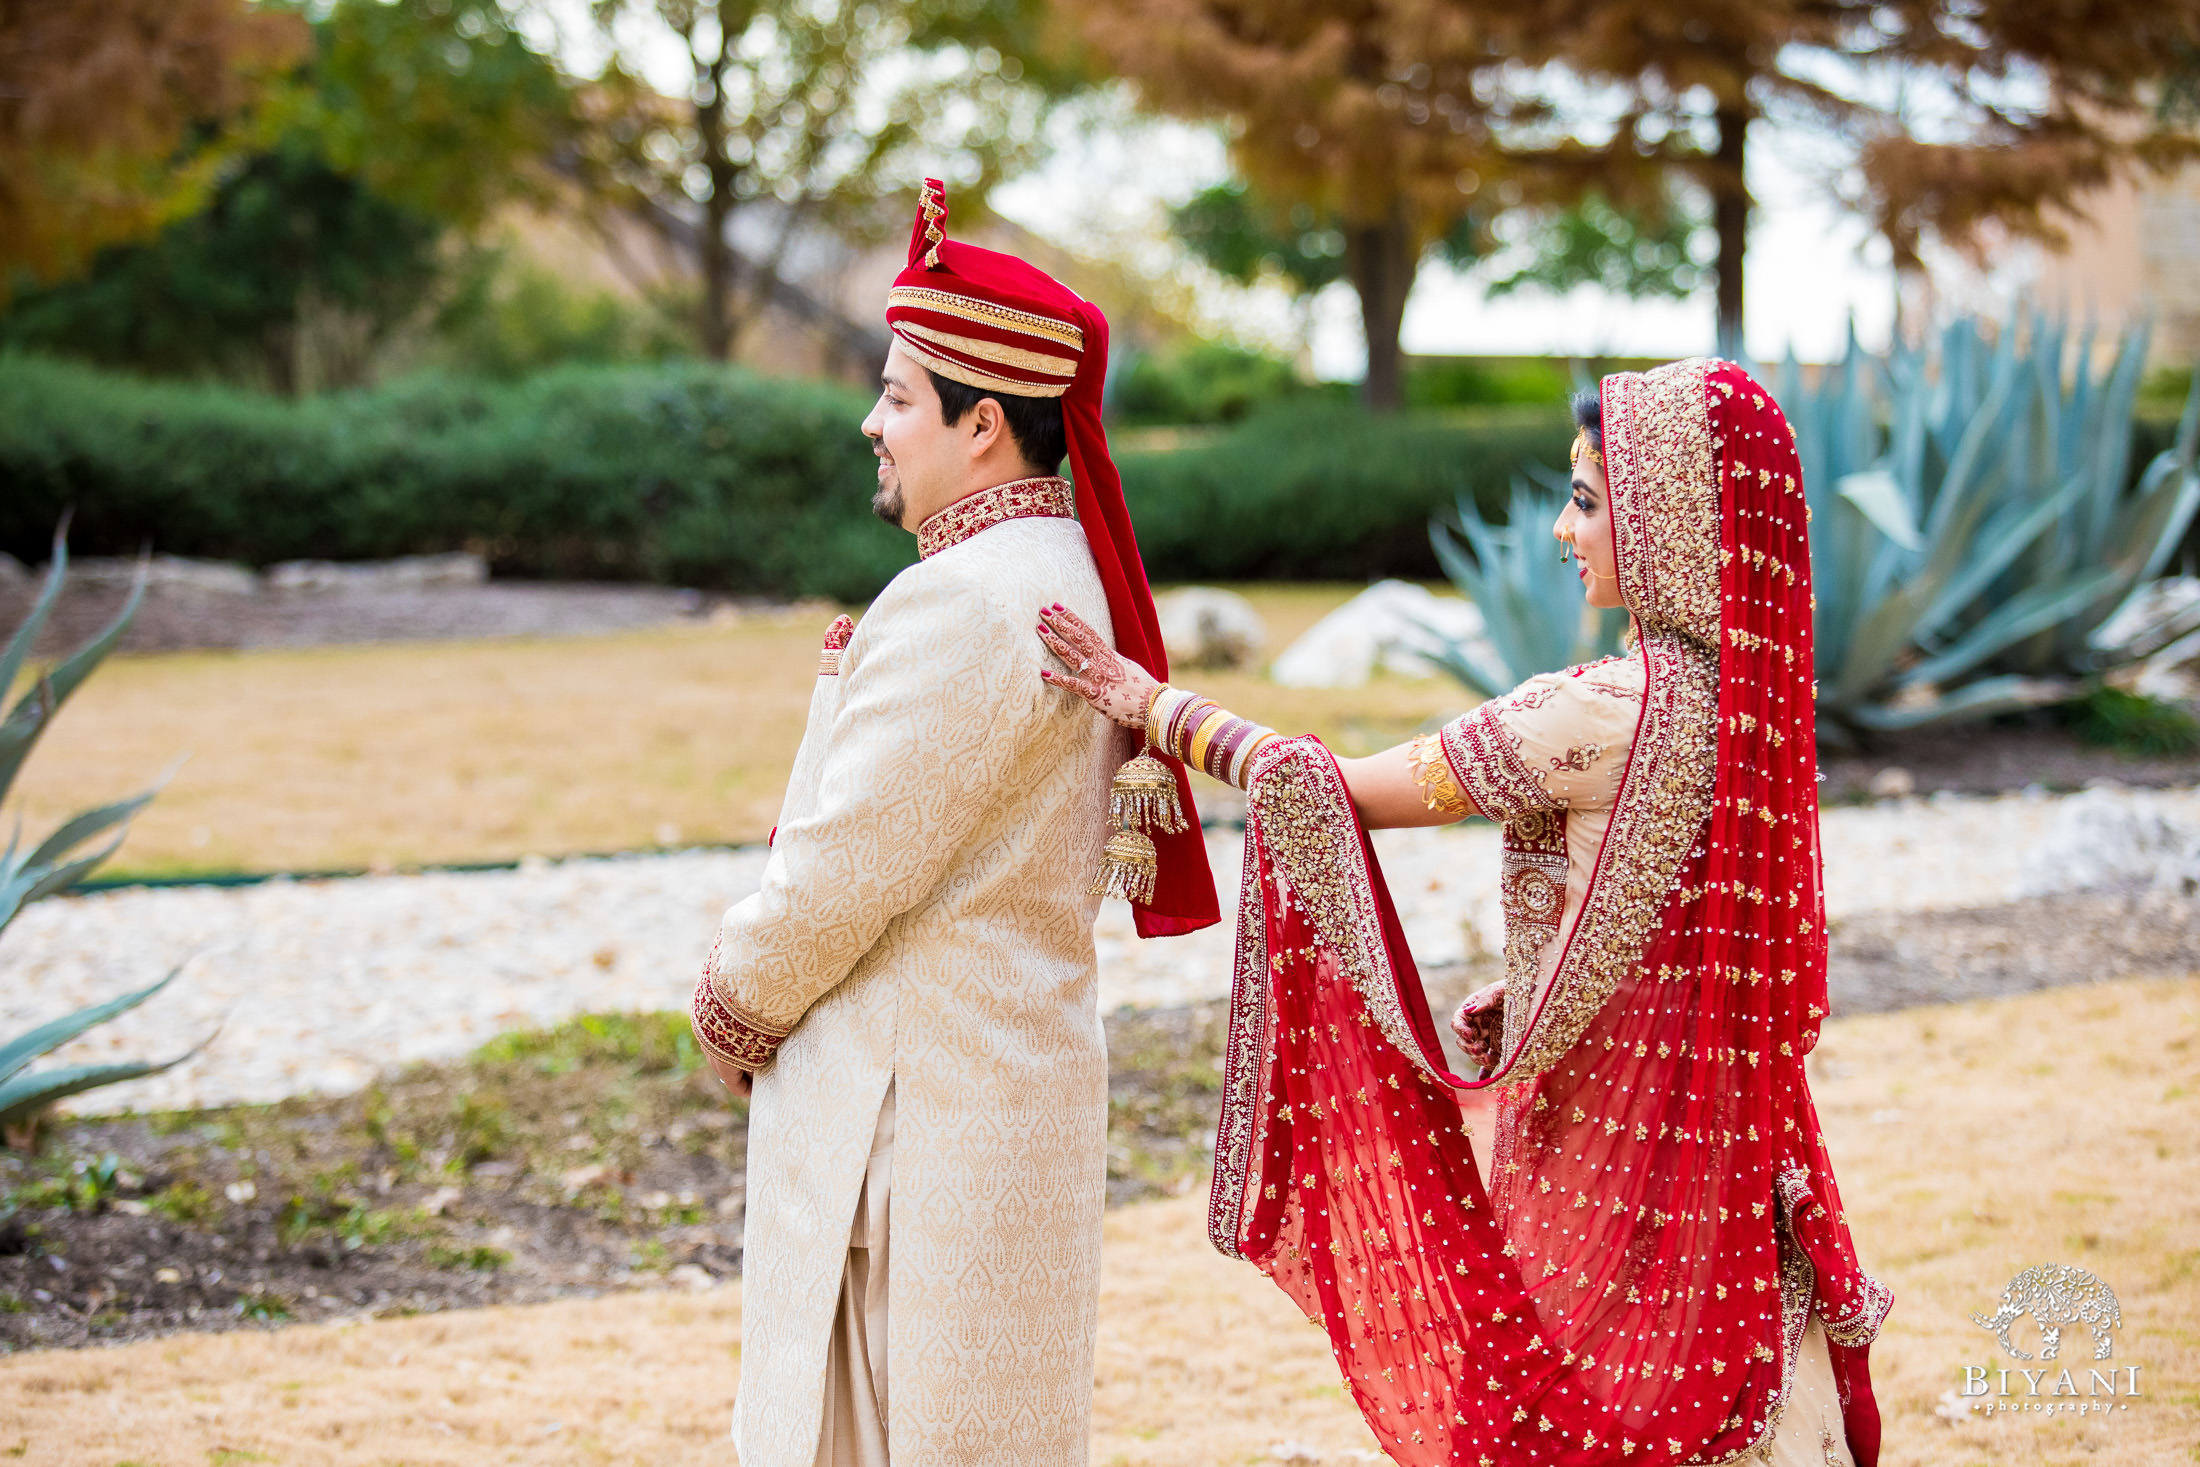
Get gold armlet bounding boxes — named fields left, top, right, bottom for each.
left=1409, top=733, right=1472, bottom=817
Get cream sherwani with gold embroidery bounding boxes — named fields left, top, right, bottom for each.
left=707, top=491, right=1119, bottom=1467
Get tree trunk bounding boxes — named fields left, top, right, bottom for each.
left=1345, top=206, right=1416, bottom=413
left=694, top=17, right=739, bottom=362
left=1711, top=102, right=1750, bottom=359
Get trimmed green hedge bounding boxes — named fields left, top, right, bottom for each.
left=1119, top=404, right=1570, bottom=581
left=0, top=355, right=1573, bottom=596
left=0, top=355, right=909, bottom=603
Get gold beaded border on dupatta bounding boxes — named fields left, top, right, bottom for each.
left=1215, top=360, right=1725, bottom=1105
left=1482, top=357, right=1723, bottom=1084
left=1210, top=735, right=1435, bottom=1258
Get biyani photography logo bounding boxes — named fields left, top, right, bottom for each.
left=1947, top=1264, right=2145, bottom=1421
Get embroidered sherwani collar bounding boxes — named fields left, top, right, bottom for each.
left=917, top=475, right=1076, bottom=559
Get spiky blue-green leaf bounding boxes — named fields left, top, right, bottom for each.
left=0, top=967, right=185, bottom=1087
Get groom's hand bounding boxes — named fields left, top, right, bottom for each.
left=706, top=1051, right=754, bottom=1098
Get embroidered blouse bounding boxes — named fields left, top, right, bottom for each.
left=1418, top=653, right=1645, bottom=1006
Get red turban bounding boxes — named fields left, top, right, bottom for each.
left=886, top=179, right=1218, bottom=938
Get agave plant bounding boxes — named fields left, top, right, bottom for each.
left=1424, top=462, right=1627, bottom=697
left=0, top=968, right=195, bottom=1150
left=1786, top=315, right=2200, bottom=743
left=0, top=529, right=206, bottom=1150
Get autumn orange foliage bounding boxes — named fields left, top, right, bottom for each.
left=1062, top=1, right=2200, bottom=373
left=0, top=0, right=307, bottom=294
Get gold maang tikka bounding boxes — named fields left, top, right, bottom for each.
left=1570, top=427, right=1603, bottom=471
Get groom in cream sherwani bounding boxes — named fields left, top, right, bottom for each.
left=688, top=180, right=1217, bottom=1467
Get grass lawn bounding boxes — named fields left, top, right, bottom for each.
left=17, top=585, right=1471, bottom=881
left=1, top=977, right=2191, bottom=1464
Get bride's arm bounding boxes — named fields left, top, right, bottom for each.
left=1335, top=743, right=1478, bottom=828
left=1037, top=606, right=1479, bottom=829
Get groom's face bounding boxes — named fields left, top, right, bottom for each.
left=861, top=342, right=957, bottom=531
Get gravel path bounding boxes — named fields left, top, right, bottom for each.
left=9, top=785, right=2200, bottom=1115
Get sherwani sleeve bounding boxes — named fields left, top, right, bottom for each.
left=690, top=569, right=1039, bottom=1070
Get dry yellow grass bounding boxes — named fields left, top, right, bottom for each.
left=1819, top=975, right=2200, bottom=1467
left=3, top=977, right=2193, bottom=1465
left=17, top=585, right=1469, bottom=879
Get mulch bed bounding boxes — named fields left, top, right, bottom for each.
left=0, top=1006, right=1229, bottom=1353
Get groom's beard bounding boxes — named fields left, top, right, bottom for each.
left=871, top=463, right=905, bottom=528
left=871, top=480, right=904, bottom=529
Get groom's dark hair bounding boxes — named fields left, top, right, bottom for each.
left=928, top=368, right=1068, bottom=477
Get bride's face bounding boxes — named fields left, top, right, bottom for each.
left=1553, top=455, right=1625, bottom=610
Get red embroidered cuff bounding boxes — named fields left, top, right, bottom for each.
left=690, top=967, right=792, bottom=1071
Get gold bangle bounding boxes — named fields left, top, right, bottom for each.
left=1185, top=706, right=1228, bottom=774
left=1142, top=682, right=1169, bottom=747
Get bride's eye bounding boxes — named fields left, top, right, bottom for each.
left=1572, top=492, right=1595, bottom=515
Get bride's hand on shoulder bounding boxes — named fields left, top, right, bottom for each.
left=1452, top=980, right=1505, bottom=1068
left=1037, top=604, right=1153, bottom=730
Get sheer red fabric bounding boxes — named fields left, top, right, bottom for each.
left=1209, top=361, right=1889, bottom=1465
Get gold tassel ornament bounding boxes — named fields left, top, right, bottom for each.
left=1090, top=743, right=1184, bottom=904
left=1107, top=748, right=1188, bottom=834
left=1090, top=823, right=1160, bottom=904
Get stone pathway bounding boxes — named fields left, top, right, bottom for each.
left=8, top=786, right=2200, bottom=1114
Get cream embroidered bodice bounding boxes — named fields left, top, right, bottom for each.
left=1436, top=654, right=1647, bottom=1004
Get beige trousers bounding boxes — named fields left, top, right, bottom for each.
left=1766, top=1316, right=1856, bottom=1466
left=813, top=1082, right=895, bottom=1467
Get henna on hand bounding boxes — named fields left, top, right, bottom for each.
left=1452, top=980, right=1506, bottom=1069
left=1036, top=604, right=1154, bottom=730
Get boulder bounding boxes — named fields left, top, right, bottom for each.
left=2092, top=575, right=2200, bottom=660
left=2014, top=785, right=2200, bottom=897
left=1155, top=586, right=1267, bottom=670
left=1269, top=579, right=1492, bottom=689
left=63, top=554, right=260, bottom=595
left=265, top=551, right=489, bottom=593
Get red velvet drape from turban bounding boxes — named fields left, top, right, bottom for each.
left=885, top=180, right=1217, bottom=937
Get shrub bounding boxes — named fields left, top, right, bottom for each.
left=1118, top=401, right=1575, bottom=582
left=0, top=355, right=904, bottom=603
left=2062, top=686, right=2200, bottom=756
left=1403, top=356, right=1573, bottom=408
left=1109, top=341, right=1330, bottom=425
left=0, top=353, right=1578, bottom=594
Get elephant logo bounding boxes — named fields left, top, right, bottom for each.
left=1970, top=1264, right=2121, bottom=1361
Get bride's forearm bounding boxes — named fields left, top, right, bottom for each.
left=1337, top=740, right=1480, bottom=829
left=1146, top=685, right=1280, bottom=790
left=1036, top=606, right=1474, bottom=823
left=1144, top=687, right=1478, bottom=830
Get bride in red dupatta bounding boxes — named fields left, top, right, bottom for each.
left=1039, top=359, right=1890, bottom=1465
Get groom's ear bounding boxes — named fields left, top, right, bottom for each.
left=967, top=395, right=1009, bottom=459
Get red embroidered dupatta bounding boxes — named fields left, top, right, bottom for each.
left=1209, top=361, right=1890, bottom=1466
